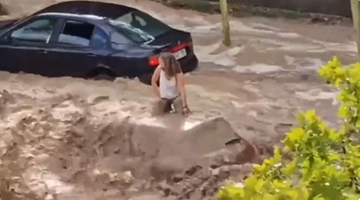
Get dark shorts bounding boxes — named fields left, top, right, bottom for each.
left=161, top=95, right=179, bottom=112
left=152, top=95, right=183, bottom=115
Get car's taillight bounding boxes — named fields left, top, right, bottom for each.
left=149, top=55, right=159, bottom=66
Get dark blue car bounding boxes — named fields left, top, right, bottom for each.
left=0, top=1, right=198, bottom=83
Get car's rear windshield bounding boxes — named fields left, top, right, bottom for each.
left=108, top=10, right=171, bottom=43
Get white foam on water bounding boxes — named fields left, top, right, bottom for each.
left=277, top=32, right=302, bottom=38
left=135, top=116, right=202, bottom=131
left=182, top=120, right=202, bottom=130
left=284, top=55, right=296, bottom=65
left=284, top=56, right=324, bottom=71
left=195, top=44, right=245, bottom=67
left=296, top=89, right=338, bottom=105
left=233, top=64, right=285, bottom=74
left=268, top=43, right=321, bottom=52
left=251, top=23, right=281, bottom=32
left=301, top=58, right=324, bottom=70
left=180, top=24, right=220, bottom=34
left=311, top=40, right=357, bottom=52
left=229, top=21, right=277, bottom=34
left=135, top=117, right=167, bottom=128
left=181, top=20, right=283, bottom=36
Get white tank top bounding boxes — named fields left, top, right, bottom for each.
left=159, top=70, right=179, bottom=99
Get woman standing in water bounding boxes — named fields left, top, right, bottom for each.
left=151, top=52, right=190, bottom=116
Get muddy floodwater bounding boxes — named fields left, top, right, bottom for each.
left=0, top=0, right=356, bottom=199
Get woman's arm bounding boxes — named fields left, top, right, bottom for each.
left=151, top=66, right=161, bottom=98
left=176, top=72, right=187, bottom=107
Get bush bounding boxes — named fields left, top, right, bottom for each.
left=217, top=57, right=360, bottom=200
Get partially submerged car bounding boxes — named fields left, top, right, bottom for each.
left=0, top=1, right=198, bottom=83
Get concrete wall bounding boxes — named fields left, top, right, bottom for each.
left=228, top=0, right=351, bottom=17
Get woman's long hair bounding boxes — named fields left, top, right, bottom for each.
left=160, top=52, right=181, bottom=79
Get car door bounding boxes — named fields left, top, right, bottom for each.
left=0, top=35, right=17, bottom=73
left=0, top=17, right=60, bottom=75
left=0, top=20, right=20, bottom=73
left=44, top=19, right=110, bottom=78
left=107, top=31, right=135, bottom=77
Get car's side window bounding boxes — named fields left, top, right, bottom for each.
left=58, top=20, right=95, bottom=47
left=10, top=18, right=57, bottom=44
left=90, top=27, right=108, bottom=48
left=111, top=32, right=130, bottom=50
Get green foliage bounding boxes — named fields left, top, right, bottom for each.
left=217, top=57, right=360, bottom=200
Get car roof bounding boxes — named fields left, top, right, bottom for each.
left=33, top=1, right=137, bottom=19
left=37, top=12, right=107, bottom=22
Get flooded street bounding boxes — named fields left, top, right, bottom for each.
left=0, top=0, right=356, bottom=199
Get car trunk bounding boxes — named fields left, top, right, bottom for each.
left=142, top=29, right=194, bottom=66
left=145, top=29, right=191, bottom=49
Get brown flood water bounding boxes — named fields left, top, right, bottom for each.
left=0, top=0, right=355, bottom=199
